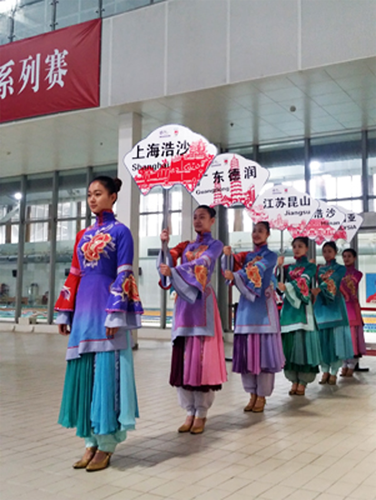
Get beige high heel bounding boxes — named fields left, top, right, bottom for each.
left=72, top=447, right=97, bottom=469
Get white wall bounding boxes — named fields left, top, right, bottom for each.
left=101, top=0, right=376, bottom=107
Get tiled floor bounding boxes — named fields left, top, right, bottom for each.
left=1, top=331, right=376, bottom=500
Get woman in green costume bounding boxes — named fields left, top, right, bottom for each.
left=277, top=237, right=321, bottom=396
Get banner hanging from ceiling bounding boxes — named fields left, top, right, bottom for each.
left=0, top=19, right=101, bottom=123
left=123, top=124, right=217, bottom=195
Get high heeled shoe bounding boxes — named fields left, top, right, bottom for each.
left=319, top=372, right=330, bottom=384
left=178, top=416, right=194, bottom=433
left=86, top=450, right=112, bottom=472
left=72, top=447, right=97, bottom=469
left=296, top=384, right=306, bottom=396
left=252, top=396, right=266, bottom=413
left=244, top=393, right=257, bottom=411
left=190, top=417, right=206, bottom=434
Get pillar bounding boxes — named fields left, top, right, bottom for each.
left=117, top=113, right=142, bottom=347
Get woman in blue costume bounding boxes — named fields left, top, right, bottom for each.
left=277, top=237, right=321, bottom=396
left=55, top=176, right=143, bottom=471
left=223, top=221, right=284, bottom=413
left=312, top=241, right=353, bottom=385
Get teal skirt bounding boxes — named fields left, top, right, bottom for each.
left=319, top=325, right=354, bottom=366
left=282, top=329, right=321, bottom=374
left=58, top=332, right=139, bottom=438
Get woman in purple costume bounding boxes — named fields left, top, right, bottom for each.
left=55, top=177, right=143, bottom=471
left=158, top=205, right=227, bottom=435
left=223, top=221, right=284, bottom=413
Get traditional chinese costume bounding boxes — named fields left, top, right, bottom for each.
left=223, top=244, right=284, bottom=398
left=340, top=265, right=366, bottom=369
left=158, top=232, right=227, bottom=419
left=280, top=256, right=321, bottom=387
left=55, top=210, right=143, bottom=453
left=314, top=259, right=354, bottom=375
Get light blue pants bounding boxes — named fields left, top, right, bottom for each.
left=84, top=430, right=127, bottom=453
left=321, top=359, right=342, bottom=376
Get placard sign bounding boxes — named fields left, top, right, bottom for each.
left=332, top=207, right=363, bottom=243
left=248, top=185, right=319, bottom=231
left=123, top=125, right=217, bottom=195
left=191, top=154, right=269, bottom=208
left=289, top=200, right=345, bottom=244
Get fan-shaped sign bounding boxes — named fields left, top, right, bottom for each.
left=332, top=207, right=363, bottom=243
left=191, top=154, right=269, bottom=209
left=248, top=185, right=319, bottom=231
left=123, top=125, right=217, bottom=195
left=289, top=200, right=345, bottom=244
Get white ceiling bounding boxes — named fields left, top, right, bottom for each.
left=1, top=57, right=376, bottom=178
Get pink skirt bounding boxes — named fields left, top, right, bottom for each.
left=170, top=289, right=227, bottom=390
left=350, top=325, right=366, bottom=356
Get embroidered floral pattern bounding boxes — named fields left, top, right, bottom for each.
left=326, top=279, right=336, bottom=295
left=289, top=266, right=304, bottom=281
left=344, top=275, right=356, bottom=297
left=122, top=274, right=141, bottom=302
left=245, top=263, right=262, bottom=288
left=81, top=232, right=112, bottom=262
left=194, top=265, right=208, bottom=289
left=186, top=245, right=209, bottom=262
left=321, top=269, right=336, bottom=296
left=296, top=277, right=309, bottom=297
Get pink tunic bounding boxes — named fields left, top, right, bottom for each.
left=340, top=266, right=366, bottom=356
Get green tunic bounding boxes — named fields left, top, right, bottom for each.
left=280, top=256, right=321, bottom=374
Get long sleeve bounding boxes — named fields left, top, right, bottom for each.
left=236, top=251, right=277, bottom=298
left=105, top=225, right=143, bottom=328
left=157, top=241, right=189, bottom=290
left=340, top=270, right=362, bottom=302
left=319, top=265, right=346, bottom=302
left=174, top=240, right=224, bottom=293
left=55, top=228, right=85, bottom=315
left=285, top=263, right=316, bottom=307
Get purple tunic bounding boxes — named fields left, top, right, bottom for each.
left=158, top=232, right=227, bottom=390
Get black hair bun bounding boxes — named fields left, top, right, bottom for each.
left=113, top=178, right=123, bottom=193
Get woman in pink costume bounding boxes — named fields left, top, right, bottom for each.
left=340, top=248, right=366, bottom=377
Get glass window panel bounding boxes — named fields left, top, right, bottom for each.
left=56, top=0, right=99, bottom=29
left=139, top=186, right=163, bottom=213
left=58, top=170, right=87, bottom=220
left=102, top=0, right=153, bottom=17
left=309, top=133, right=362, bottom=200
left=21, top=238, right=51, bottom=322
left=0, top=177, right=21, bottom=223
left=26, top=174, right=53, bottom=221
left=258, top=140, right=305, bottom=193
left=14, top=0, right=50, bottom=41
left=170, top=212, right=181, bottom=236
left=0, top=14, right=9, bottom=45
left=368, top=130, right=376, bottom=196
left=28, top=221, right=49, bottom=242
left=336, top=199, right=363, bottom=213
left=170, top=185, right=183, bottom=211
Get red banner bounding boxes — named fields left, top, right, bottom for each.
left=0, top=19, right=101, bottom=123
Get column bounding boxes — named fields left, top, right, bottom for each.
left=117, top=113, right=142, bottom=347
